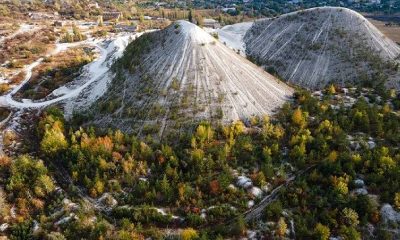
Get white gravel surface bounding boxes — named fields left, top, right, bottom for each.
left=88, top=20, right=293, bottom=135
left=244, top=7, right=400, bottom=89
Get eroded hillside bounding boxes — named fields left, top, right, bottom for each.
left=244, top=7, right=400, bottom=89
left=84, top=21, right=293, bottom=137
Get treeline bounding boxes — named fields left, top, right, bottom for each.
left=3, top=85, right=399, bottom=239
left=37, top=86, right=400, bottom=239
left=270, top=88, right=400, bottom=239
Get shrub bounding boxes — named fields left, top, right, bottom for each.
left=181, top=228, right=198, bottom=240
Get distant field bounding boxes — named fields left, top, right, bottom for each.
left=365, top=14, right=400, bottom=44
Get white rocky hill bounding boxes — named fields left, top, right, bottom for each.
left=85, top=20, right=293, bottom=137
left=206, top=22, right=253, bottom=55
left=244, top=7, right=400, bottom=89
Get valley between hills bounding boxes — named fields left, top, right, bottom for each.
left=0, top=3, right=400, bottom=240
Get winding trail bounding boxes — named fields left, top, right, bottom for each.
left=0, top=41, right=106, bottom=109
left=0, top=32, right=142, bottom=110
left=0, top=24, right=39, bottom=45
left=0, top=33, right=142, bottom=157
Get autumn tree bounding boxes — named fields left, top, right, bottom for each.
left=181, top=228, right=198, bottom=240
left=7, top=155, right=55, bottom=217
left=195, top=15, right=204, bottom=27
left=195, top=123, right=213, bottom=148
left=394, top=192, right=400, bottom=210
left=276, top=217, right=287, bottom=238
left=327, top=84, right=336, bottom=95
left=314, top=223, right=330, bottom=240
left=0, top=188, right=9, bottom=221
left=342, top=208, right=359, bottom=227
left=292, top=107, right=306, bottom=128
left=40, top=120, right=68, bottom=156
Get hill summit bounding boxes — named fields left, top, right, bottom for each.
left=83, top=20, right=292, bottom=137
left=244, top=7, right=400, bottom=89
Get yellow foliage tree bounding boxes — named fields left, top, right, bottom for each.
left=181, top=228, right=198, bottom=240
left=292, top=107, right=305, bottom=127
left=315, top=223, right=330, bottom=240
left=40, top=120, right=68, bottom=155
left=394, top=192, right=400, bottom=210
left=327, top=84, right=336, bottom=95
left=328, top=151, right=338, bottom=162
left=276, top=217, right=287, bottom=238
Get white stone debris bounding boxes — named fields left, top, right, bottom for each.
left=249, top=186, right=263, bottom=198
left=244, top=7, right=400, bottom=89
left=248, top=200, right=255, bottom=208
left=237, top=176, right=253, bottom=189
left=380, top=204, right=400, bottom=225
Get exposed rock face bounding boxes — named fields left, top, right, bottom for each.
left=87, top=20, right=292, bottom=137
left=212, top=22, right=253, bottom=55
left=244, top=7, right=400, bottom=89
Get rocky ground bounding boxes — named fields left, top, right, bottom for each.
left=87, top=20, right=293, bottom=137
left=244, top=7, right=400, bottom=89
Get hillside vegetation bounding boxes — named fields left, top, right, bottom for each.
left=82, top=21, right=292, bottom=139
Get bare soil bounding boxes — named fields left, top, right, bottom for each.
left=367, top=18, right=400, bottom=44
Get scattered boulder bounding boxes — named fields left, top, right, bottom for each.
left=380, top=204, right=400, bottom=225
left=249, top=186, right=263, bottom=198
left=0, top=223, right=8, bottom=232
left=247, top=200, right=255, bottom=208
left=237, top=176, right=253, bottom=189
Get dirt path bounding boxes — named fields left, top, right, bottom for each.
left=244, top=165, right=314, bottom=222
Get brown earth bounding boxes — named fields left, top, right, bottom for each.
left=367, top=18, right=400, bottom=44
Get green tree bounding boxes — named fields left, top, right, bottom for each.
left=188, top=9, right=194, bottom=22
left=263, top=200, right=282, bottom=221
left=7, top=155, right=55, bottom=200
left=314, top=223, right=330, bottom=240
left=342, top=208, right=359, bottom=226
left=46, top=232, right=67, bottom=240
left=160, top=174, right=171, bottom=198
left=40, top=120, right=68, bottom=156
left=34, top=175, right=55, bottom=198
left=234, top=214, right=246, bottom=236
left=339, top=226, right=361, bottom=240
left=10, top=221, right=33, bottom=240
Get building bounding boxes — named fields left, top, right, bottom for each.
left=115, top=24, right=137, bottom=32
left=53, top=21, right=64, bottom=27
left=88, top=2, right=100, bottom=9
left=102, top=12, right=123, bottom=22
left=222, top=7, right=236, bottom=12
left=203, top=18, right=220, bottom=29
left=28, top=12, right=59, bottom=20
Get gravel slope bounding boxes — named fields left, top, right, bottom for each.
left=244, top=7, right=400, bottom=89
left=206, top=22, right=253, bottom=55
left=88, top=20, right=293, bottom=136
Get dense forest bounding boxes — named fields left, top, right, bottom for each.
left=1, top=84, right=400, bottom=239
